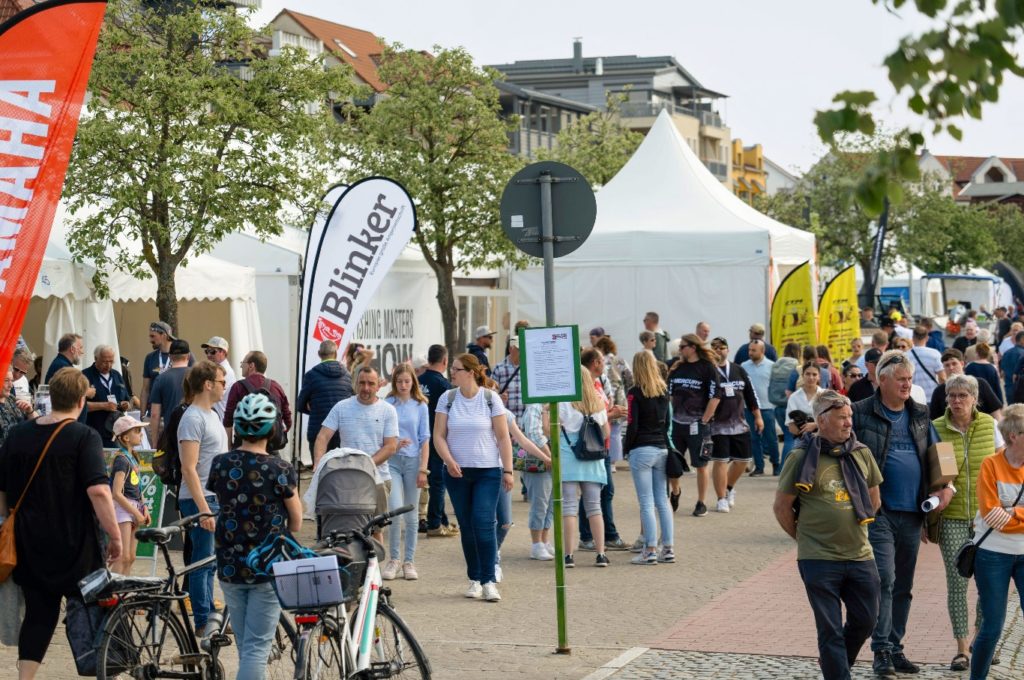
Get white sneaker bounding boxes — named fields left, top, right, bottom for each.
left=482, top=582, right=501, bottom=602
left=716, top=498, right=731, bottom=513
left=464, top=580, right=483, bottom=599
left=545, top=542, right=554, bottom=555
left=494, top=563, right=503, bottom=583
left=381, top=559, right=401, bottom=581
left=530, top=543, right=554, bottom=561
left=727, top=489, right=736, bottom=507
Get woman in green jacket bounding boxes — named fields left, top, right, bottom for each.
left=932, top=374, right=1003, bottom=671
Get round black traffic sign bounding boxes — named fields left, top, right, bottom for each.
left=500, top=161, right=596, bottom=258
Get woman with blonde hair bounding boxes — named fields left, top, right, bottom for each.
left=382, top=363, right=431, bottom=581
left=559, top=365, right=612, bottom=568
left=965, top=343, right=1003, bottom=407
left=433, top=353, right=512, bottom=602
left=625, top=351, right=674, bottom=565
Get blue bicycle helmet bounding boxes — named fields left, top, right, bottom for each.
left=233, top=392, right=277, bottom=438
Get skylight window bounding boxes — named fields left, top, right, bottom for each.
left=333, top=39, right=357, bottom=58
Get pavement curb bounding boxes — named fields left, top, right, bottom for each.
left=581, top=647, right=649, bottom=680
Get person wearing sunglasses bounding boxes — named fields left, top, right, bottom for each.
left=851, top=350, right=954, bottom=676
left=201, top=337, right=236, bottom=420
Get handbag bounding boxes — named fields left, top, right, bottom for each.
left=666, top=448, right=688, bottom=479
left=513, top=447, right=547, bottom=473
left=0, top=419, right=72, bottom=583
left=955, top=482, right=1024, bottom=578
left=64, top=596, right=106, bottom=676
left=561, top=415, right=608, bottom=461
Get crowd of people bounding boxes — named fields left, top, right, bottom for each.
left=3, top=302, right=1024, bottom=679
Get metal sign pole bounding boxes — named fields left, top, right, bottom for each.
left=540, top=172, right=571, bottom=655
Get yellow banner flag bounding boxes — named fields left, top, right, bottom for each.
left=771, top=261, right=816, bottom=348
left=818, top=265, right=860, bottom=365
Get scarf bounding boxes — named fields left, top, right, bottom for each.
left=795, top=432, right=875, bottom=525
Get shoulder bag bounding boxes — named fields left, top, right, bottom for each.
left=955, top=481, right=1024, bottom=578
left=560, top=416, right=607, bottom=461
left=0, top=419, right=72, bottom=583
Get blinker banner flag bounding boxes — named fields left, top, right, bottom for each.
left=818, top=265, right=860, bottom=364
left=0, top=0, right=107, bottom=378
left=771, top=260, right=816, bottom=348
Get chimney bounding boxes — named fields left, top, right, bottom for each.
left=572, top=38, right=583, bottom=73
left=595, top=57, right=603, bottom=76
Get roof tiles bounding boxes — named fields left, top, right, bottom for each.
left=277, top=9, right=386, bottom=92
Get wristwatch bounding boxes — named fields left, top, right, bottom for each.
left=503, top=470, right=513, bottom=475
left=945, top=482, right=958, bottom=496
left=418, top=469, right=428, bottom=474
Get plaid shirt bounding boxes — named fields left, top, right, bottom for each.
left=520, top=403, right=547, bottom=448
left=492, top=358, right=524, bottom=419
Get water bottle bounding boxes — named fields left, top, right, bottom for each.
left=34, top=385, right=50, bottom=416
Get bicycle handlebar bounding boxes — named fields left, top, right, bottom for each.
left=170, top=512, right=216, bottom=529
left=322, top=505, right=415, bottom=549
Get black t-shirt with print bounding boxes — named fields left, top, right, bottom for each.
left=668, top=359, right=721, bottom=423
left=111, top=451, right=142, bottom=501
left=206, top=450, right=297, bottom=584
left=711, top=362, right=760, bottom=436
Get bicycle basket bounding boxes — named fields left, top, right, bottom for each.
left=318, top=544, right=367, bottom=602
left=272, top=556, right=355, bottom=610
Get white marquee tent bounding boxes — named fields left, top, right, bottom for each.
left=510, top=109, right=816, bottom=354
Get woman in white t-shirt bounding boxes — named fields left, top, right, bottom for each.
left=433, top=353, right=513, bottom=603
left=786, top=361, right=824, bottom=437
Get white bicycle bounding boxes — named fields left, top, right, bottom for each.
left=278, top=505, right=431, bottom=679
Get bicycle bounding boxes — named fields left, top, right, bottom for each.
left=84, top=512, right=297, bottom=679
left=278, top=504, right=431, bottom=679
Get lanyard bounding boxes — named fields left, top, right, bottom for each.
left=99, top=373, right=113, bottom=392
left=158, top=353, right=169, bottom=372
left=717, top=364, right=730, bottom=381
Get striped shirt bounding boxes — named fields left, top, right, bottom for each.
left=974, top=452, right=1024, bottom=555
left=436, top=388, right=506, bottom=468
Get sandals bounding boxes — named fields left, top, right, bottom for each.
left=950, top=653, right=969, bottom=671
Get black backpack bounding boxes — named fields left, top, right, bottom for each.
left=239, top=380, right=288, bottom=453
left=153, top=401, right=189, bottom=488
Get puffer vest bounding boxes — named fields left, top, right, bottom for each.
left=933, top=410, right=997, bottom=521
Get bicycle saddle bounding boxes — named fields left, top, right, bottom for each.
left=135, top=526, right=178, bottom=544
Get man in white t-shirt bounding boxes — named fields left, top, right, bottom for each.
left=907, top=325, right=945, bottom=401
left=314, top=365, right=398, bottom=476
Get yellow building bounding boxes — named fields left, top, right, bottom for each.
left=731, top=139, right=767, bottom=204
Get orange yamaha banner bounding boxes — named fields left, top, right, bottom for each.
left=0, top=0, right=106, bottom=378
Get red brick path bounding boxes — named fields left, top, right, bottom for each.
left=650, top=542, right=976, bottom=664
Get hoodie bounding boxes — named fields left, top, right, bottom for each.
left=296, top=360, right=353, bottom=441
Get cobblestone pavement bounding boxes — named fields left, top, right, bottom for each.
left=4, top=466, right=1024, bottom=678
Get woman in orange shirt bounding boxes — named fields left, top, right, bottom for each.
left=970, top=403, right=1024, bottom=680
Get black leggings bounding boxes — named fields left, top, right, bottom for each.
left=19, top=583, right=68, bottom=663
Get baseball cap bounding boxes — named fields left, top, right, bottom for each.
left=711, top=336, right=729, bottom=348
left=749, top=323, right=766, bottom=334
left=509, top=336, right=520, bottom=348
left=201, top=336, right=229, bottom=352
left=169, top=339, right=190, bottom=356
left=589, top=326, right=606, bottom=337
left=879, top=316, right=896, bottom=328
left=150, top=321, right=174, bottom=338
left=474, top=325, right=495, bottom=339
left=864, top=348, right=883, bottom=364
left=112, top=415, right=148, bottom=438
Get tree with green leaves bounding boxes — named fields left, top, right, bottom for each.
left=536, top=93, right=643, bottom=188
left=756, top=135, right=999, bottom=283
left=64, top=0, right=354, bottom=332
left=815, top=0, right=1024, bottom=215
left=346, top=45, right=525, bottom=354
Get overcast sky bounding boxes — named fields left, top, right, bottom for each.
left=253, top=1, right=1024, bottom=173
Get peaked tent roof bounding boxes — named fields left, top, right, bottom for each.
left=564, top=109, right=814, bottom=267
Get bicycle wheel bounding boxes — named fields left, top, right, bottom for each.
left=298, top=616, right=346, bottom=680
left=370, top=604, right=431, bottom=678
left=266, top=615, right=297, bottom=680
left=97, top=599, right=197, bottom=680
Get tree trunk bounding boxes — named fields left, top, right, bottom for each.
left=434, top=262, right=459, bottom=358
left=155, top=258, right=180, bottom=335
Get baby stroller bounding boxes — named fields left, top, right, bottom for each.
left=314, top=449, right=387, bottom=557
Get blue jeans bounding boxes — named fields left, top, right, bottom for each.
left=443, top=466, right=500, bottom=584
left=496, top=486, right=512, bottom=551
left=868, top=509, right=922, bottom=652
left=426, top=454, right=450, bottom=530
left=523, top=472, right=553, bottom=531
left=971, top=549, right=1024, bottom=680
left=628, top=447, right=673, bottom=548
left=580, top=457, right=620, bottom=542
left=775, top=405, right=795, bottom=466
left=798, top=559, right=880, bottom=680
left=747, top=409, right=779, bottom=472
left=387, top=455, right=422, bottom=563
left=179, top=496, right=219, bottom=629
left=220, top=581, right=281, bottom=680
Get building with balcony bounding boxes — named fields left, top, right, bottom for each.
left=494, top=81, right=598, bottom=157
left=489, top=40, right=732, bottom=184
left=731, top=139, right=766, bottom=204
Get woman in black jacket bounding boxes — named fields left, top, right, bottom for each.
left=625, top=351, right=674, bottom=565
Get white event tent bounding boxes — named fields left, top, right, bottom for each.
left=510, top=109, right=816, bottom=354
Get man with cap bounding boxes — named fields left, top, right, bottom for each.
left=467, top=325, right=495, bottom=376
left=588, top=327, right=605, bottom=347
left=149, top=339, right=192, bottom=445
left=492, top=335, right=524, bottom=420
left=142, top=321, right=193, bottom=414
left=734, top=323, right=778, bottom=364
left=201, top=336, right=235, bottom=420
left=847, top=348, right=882, bottom=404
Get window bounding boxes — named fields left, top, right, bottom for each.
left=986, top=167, right=1006, bottom=183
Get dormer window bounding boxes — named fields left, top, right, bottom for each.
left=986, top=167, right=1005, bottom=183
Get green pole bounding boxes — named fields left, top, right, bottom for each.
left=548, top=401, right=570, bottom=653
